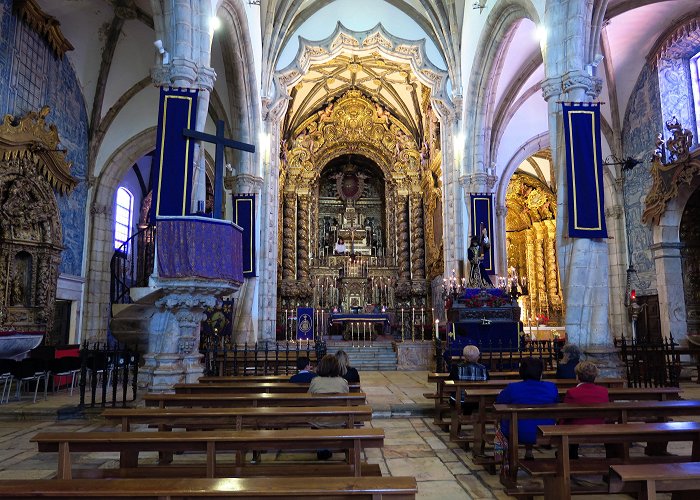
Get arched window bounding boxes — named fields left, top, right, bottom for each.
left=691, top=49, right=700, bottom=140
left=114, top=187, right=133, bottom=252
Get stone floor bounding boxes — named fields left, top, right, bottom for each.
left=1, top=371, right=699, bottom=499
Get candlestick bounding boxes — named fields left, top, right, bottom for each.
left=435, top=319, right=439, bottom=340
left=401, top=308, right=404, bottom=341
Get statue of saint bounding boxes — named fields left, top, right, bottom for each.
left=467, top=234, right=493, bottom=288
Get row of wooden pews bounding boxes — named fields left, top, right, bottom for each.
left=0, top=375, right=417, bottom=499
left=426, top=368, right=700, bottom=499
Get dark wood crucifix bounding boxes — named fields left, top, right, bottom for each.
left=183, top=120, right=255, bottom=219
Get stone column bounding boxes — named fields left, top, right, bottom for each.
left=397, top=194, right=411, bottom=282
left=651, top=242, right=688, bottom=344
left=227, top=173, right=264, bottom=344
left=606, top=204, right=630, bottom=338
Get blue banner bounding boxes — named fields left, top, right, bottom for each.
left=470, top=194, right=494, bottom=274
left=150, top=87, right=199, bottom=223
left=562, top=103, right=607, bottom=238
left=232, top=194, right=257, bottom=278
left=297, top=307, right=314, bottom=341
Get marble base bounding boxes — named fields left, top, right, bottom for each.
left=583, top=345, right=625, bottom=379
left=396, top=341, right=435, bottom=370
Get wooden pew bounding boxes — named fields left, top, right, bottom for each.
left=32, top=428, right=385, bottom=479
left=0, top=476, right=418, bottom=499
left=143, top=392, right=367, bottom=409
left=447, top=386, right=681, bottom=455
left=608, top=462, right=700, bottom=499
left=174, top=381, right=361, bottom=394
left=102, top=405, right=373, bottom=431
left=199, top=375, right=291, bottom=383
left=494, top=400, right=700, bottom=485
left=522, top=422, right=700, bottom=499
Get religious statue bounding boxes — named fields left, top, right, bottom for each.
left=467, top=227, right=493, bottom=288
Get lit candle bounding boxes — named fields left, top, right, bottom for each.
left=421, top=307, right=424, bottom=326
left=435, top=319, right=439, bottom=340
left=412, top=307, right=415, bottom=326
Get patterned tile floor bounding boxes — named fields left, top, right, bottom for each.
left=1, top=370, right=699, bottom=499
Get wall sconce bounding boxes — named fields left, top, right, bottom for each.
left=153, top=39, right=170, bottom=65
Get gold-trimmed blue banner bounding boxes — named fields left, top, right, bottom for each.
left=470, top=194, right=494, bottom=274
left=562, top=102, right=608, bottom=238
left=150, top=87, right=198, bottom=223
left=232, top=193, right=257, bottom=278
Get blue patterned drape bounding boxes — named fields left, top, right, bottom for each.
left=156, top=216, right=243, bottom=283
left=562, top=102, right=608, bottom=238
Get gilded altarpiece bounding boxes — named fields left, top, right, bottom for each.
left=505, top=173, right=563, bottom=325
left=276, top=90, right=444, bottom=322
left=0, top=107, right=76, bottom=338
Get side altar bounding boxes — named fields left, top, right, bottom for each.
left=445, top=288, right=522, bottom=355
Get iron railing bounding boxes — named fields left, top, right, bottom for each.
left=201, top=338, right=327, bottom=376
left=110, top=224, right=156, bottom=304
left=78, top=342, right=139, bottom=408
left=435, top=338, right=562, bottom=373
left=615, top=335, right=680, bottom=387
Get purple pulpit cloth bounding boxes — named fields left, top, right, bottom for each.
left=156, top=216, right=244, bottom=284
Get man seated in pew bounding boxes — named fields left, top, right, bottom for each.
left=496, top=357, right=559, bottom=460
left=290, top=356, right=317, bottom=383
left=448, top=345, right=489, bottom=414
left=562, top=361, right=614, bottom=459
left=556, top=343, right=581, bottom=379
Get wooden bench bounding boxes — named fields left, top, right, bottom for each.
left=143, top=392, right=367, bottom=408
left=521, top=422, right=700, bottom=499
left=199, top=375, right=292, bottom=383
left=448, top=386, right=682, bottom=455
left=212, top=350, right=319, bottom=377
left=174, top=381, right=361, bottom=394
left=102, top=405, right=373, bottom=431
left=32, top=428, right=384, bottom=479
left=0, top=476, right=417, bottom=499
left=494, top=399, right=700, bottom=484
left=608, top=462, right=700, bottom=499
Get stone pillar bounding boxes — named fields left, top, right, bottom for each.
left=227, top=173, right=264, bottom=344
left=606, top=204, right=630, bottom=338
left=282, top=192, right=296, bottom=280
left=651, top=242, right=688, bottom=344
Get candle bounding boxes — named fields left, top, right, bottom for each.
left=435, top=319, right=439, bottom=340
left=412, top=307, right=415, bottom=325
left=421, top=307, right=424, bottom=326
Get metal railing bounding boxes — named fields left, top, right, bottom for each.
left=110, top=224, right=156, bottom=305
left=78, top=342, right=139, bottom=408
left=201, top=338, right=327, bottom=376
left=615, top=335, right=680, bottom=387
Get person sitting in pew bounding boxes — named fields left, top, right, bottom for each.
left=336, top=350, right=360, bottom=384
left=290, top=356, right=317, bottom=383
left=309, top=354, right=349, bottom=460
left=496, top=357, right=558, bottom=460
left=556, top=343, right=581, bottom=379
left=562, top=361, right=610, bottom=459
left=449, top=345, right=489, bottom=414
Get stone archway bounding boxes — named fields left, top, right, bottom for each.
left=680, top=187, right=700, bottom=336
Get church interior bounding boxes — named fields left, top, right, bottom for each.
left=1, top=0, right=700, bottom=496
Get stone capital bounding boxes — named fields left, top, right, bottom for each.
left=562, top=70, right=603, bottom=99
left=650, top=241, right=682, bottom=259
left=541, top=76, right=562, bottom=102
left=459, top=173, right=496, bottom=192
left=196, top=66, right=217, bottom=92
left=233, top=173, right=264, bottom=194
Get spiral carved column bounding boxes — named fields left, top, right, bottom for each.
left=534, top=222, right=549, bottom=318
left=297, top=194, right=310, bottom=280
left=545, top=220, right=562, bottom=319
left=410, top=194, right=426, bottom=281
left=282, top=193, right=296, bottom=280
left=397, top=195, right=411, bottom=281
left=525, top=232, right=536, bottom=322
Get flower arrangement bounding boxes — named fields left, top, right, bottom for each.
left=460, top=289, right=509, bottom=308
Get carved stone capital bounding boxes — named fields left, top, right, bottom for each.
left=459, top=173, right=495, bottom=192
left=541, top=77, right=562, bottom=102
left=562, top=70, right=603, bottom=99
left=196, top=66, right=217, bottom=92
left=233, top=173, right=264, bottom=194
left=89, top=202, right=108, bottom=216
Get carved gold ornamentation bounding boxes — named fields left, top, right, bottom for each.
left=13, top=0, right=74, bottom=59
left=0, top=107, right=77, bottom=194
left=285, top=90, right=420, bottom=187
left=643, top=120, right=699, bottom=225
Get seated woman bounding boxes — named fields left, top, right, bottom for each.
left=309, top=354, right=349, bottom=394
left=334, top=237, right=346, bottom=255
left=496, top=357, right=559, bottom=460
left=556, top=343, right=581, bottom=379
left=336, top=350, right=360, bottom=383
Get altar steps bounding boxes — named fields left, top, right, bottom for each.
left=323, top=342, right=398, bottom=371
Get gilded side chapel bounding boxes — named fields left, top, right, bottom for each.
left=0, top=0, right=699, bottom=382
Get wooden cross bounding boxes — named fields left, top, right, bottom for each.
left=183, top=120, right=255, bottom=219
